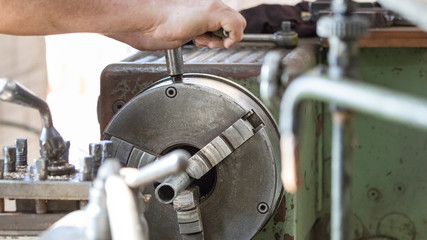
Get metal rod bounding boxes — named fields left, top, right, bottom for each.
left=165, top=48, right=184, bottom=81
left=242, top=34, right=275, bottom=42
left=331, top=110, right=353, bottom=240
left=124, top=149, right=190, bottom=188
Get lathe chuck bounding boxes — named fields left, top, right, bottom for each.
left=104, top=73, right=282, bottom=239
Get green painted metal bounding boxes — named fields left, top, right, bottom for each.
left=319, top=48, right=427, bottom=239
left=231, top=47, right=427, bottom=240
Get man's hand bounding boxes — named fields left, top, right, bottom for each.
left=0, top=0, right=246, bottom=50
left=107, top=0, right=246, bottom=50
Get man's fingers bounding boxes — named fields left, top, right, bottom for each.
left=219, top=9, right=246, bottom=48
left=193, top=34, right=225, bottom=49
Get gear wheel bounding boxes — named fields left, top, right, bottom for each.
left=317, top=15, right=369, bottom=39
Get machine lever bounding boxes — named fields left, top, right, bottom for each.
left=0, top=78, right=66, bottom=160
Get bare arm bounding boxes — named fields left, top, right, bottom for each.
left=0, top=0, right=246, bottom=50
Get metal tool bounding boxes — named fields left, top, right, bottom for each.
left=0, top=78, right=66, bottom=161
left=213, top=21, right=298, bottom=48
left=242, top=21, right=298, bottom=48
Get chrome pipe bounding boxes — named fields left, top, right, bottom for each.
left=280, top=74, right=427, bottom=193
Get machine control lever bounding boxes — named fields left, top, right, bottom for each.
left=0, top=78, right=66, bottom=160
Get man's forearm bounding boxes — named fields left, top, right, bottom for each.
left=0, top=0, right=157, bottom=35
left=0, top=0, right=246, bottom=51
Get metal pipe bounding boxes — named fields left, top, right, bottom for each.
left=124, top=149, right=190, bottom=188
left=318, top=0, right=367, bottom=238
left=260, top=44, right=318, bottom=108
left=377, top=0, right=427, bottom=32
left=155, top=172, right=191, bottom=204
left=330, top=110, right=353, bottom=240
left=280, top=74, right=427, bottom=193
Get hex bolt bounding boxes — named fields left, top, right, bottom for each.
left=89, top=142, right=102, bottom=178
left=35, top=200, right=48, bottom=214
left=34, top=158, right=48, bottom=181
left=100, top=140, right=114, bottom=163
left=0, top=158, right=4, bottom=179
left=3, top=146, right=16, bottom=172
left=281, top=21, right=291, bottom=32
left=79, top=156, right=94, bottom=182
left=15, top=138, right=27, bottom=167
left=257, top=202, right=269, bottom=214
